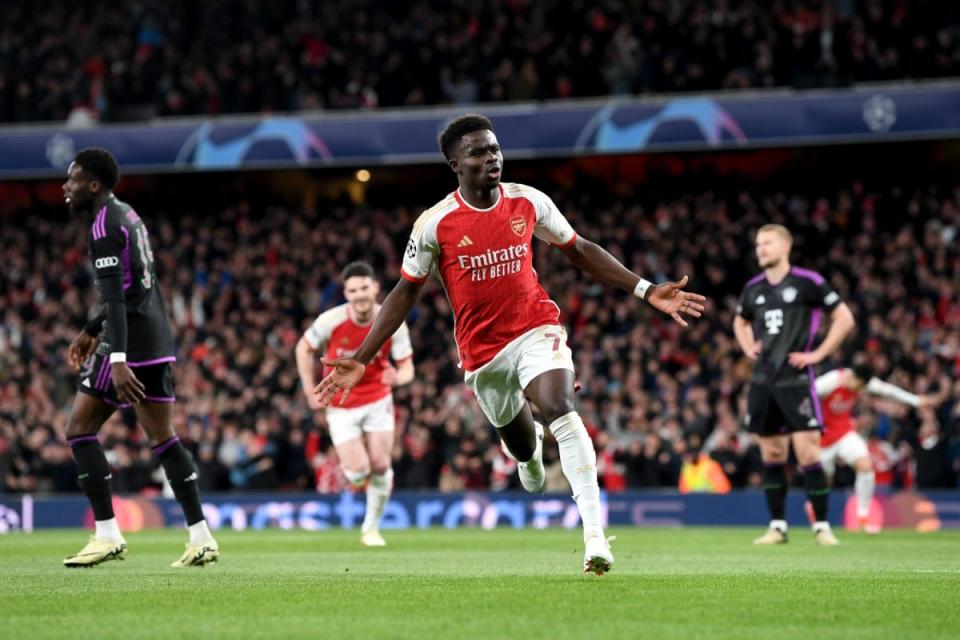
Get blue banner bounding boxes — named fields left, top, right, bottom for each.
left=2, top=83, right=959, bottom=178
left=2, top=490, right=958, bottom=533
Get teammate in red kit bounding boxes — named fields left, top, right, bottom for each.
left=314, top=113, right=706, bottom=574
left=815, top=363, right=939, bottom=533
left=295, top=261, right=414, bottom=546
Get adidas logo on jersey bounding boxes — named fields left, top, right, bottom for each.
left=457, top=235, right=475, bottom=247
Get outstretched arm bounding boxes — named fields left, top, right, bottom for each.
left=314, top=277, right=425, bottom=406
left=558, top=235, right=705, bottom=326
left=865, top=377, right=945, bottom=409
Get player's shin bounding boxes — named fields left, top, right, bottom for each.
left=802, top=461, right=830, bottom=526
left=762, top=462, right=788, bottom=529
left=362, top=468, right=393, bottom=532
left=68, top=434, right=122, bottom=542
left=855, top=469, right=875, bottom=519
left=548, top=412, right=603, bottom=541
left=154, top=436, right=211, bottom=544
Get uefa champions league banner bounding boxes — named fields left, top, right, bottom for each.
left=1, top=491, right=958, bottom=534
left=1, top=82, right=960, bottom=178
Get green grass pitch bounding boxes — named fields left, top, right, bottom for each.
left=2, top=527, right=958, bottom=639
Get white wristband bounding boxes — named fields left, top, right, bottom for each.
left=109, top=352, right=127, bottom=364
left=634, top=278, right=653, bottom=300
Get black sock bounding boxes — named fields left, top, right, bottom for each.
left=763, top=462, right=787, bottom=522
left=154, top=437, right=205, bottom=526
left=68, top=435, right=114, bottom=521
left=803, top=462, right=830, bottom=522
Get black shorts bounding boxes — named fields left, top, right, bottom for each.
left=746, top=382, right=823, bottom=436
left=78, top=353, right=175, bottom=409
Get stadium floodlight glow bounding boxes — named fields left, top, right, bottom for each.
left=355, top=169, right=371, bottom=183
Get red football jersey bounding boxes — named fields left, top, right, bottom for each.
left=816, top=368, right=921, bottom=447
left=304, top=303, right=412, bottom=408
left=400, top=183, right=577, bottom=371
left=818, top=369, right=860, bottom=447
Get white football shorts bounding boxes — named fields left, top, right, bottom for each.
left=821, top=431, right=870, bottom=475
left=463, top=324, right=575, bottom=427
left=325, top=393, right=395, bottom=447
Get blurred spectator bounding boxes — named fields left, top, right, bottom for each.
left=678, top=435, right=732, bottom=494
left=3, top=1, right=960, bottom=123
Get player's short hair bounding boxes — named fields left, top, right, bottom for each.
left=851, top=363, right=874, bottom=383
left=341, top=261, right=375, bottom=283
left=438, top=113, right=494, bottom=161
left=757, top=224, right=793, bottom=244
left=73, top=147, right=121, bottom=190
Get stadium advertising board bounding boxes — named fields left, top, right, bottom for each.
left=1, top=83, right=959, bottom=177
left=1, top=491, right=957, bottom=533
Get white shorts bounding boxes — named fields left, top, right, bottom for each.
left=325, top=394, right=395, bottom=447
left=463, top=324, right=575, bottom=427
left=821, top=431, right=869, bottom=475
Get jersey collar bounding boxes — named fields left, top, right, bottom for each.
left=455, top=184, right=503, bottom=212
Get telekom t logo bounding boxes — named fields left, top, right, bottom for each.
left=764, top=309, right=784, bottom=335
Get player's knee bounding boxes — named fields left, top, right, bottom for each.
left=342, top=466, right=370, bottom=488
left=538, top=398, right=576, bottom=426
left=760, top=443, right=788, bottom=463
left=796, top=448, right=821, bottom=467
left=369, top=458, right=391, bottom=476
left=65, top=413, right=94, bottom=439
left=854, top=457, right=873, bottom=473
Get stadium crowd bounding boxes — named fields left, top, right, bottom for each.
left=1, top=171, right=958, bottom=496
left=3, top=0, right=960, bottom=124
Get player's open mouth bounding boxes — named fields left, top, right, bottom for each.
left=487, top=168, right=501, bottom=178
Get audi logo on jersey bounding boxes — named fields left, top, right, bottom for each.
left=457, top=243, right=528, bottom=282
left=94, top=256, right=119, bottom=269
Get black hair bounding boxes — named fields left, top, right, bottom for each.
left=438, top=113, right=494, bottom=161
left=73, top=147, right=121, bottom=190
left=341, top=261, right=375, bottom=282
left=851, top=363, right=874, bottom=383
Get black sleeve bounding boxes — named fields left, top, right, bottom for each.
left=736, top=285, right=754, bottom=320
left=83, top=311, right=106, bottom=336
left=800, top=272, right=841, bottom=311
left=100, top=275, right=128, bottom=354
left=815, top=278, right=841, bottom=312
left=91, top=220, right=128, bottom=353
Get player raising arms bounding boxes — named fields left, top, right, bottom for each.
left=734, top=224, right=856, bottom=546
left=314, top=114, right=705, bottom=575
left=61, top=148, right=218, bottom=567
left=295, top=261, right=414, bottom=546
left=815, top=363, right=941, bottom=533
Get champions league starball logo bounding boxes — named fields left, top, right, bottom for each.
left=578, top=99, right=748, bottom=152
left=863, top=95, right=897, bottom=133
left=175, top=119, right=332, bottom=169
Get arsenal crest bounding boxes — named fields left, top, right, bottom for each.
left=510, top=215, right=526, bottom=236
